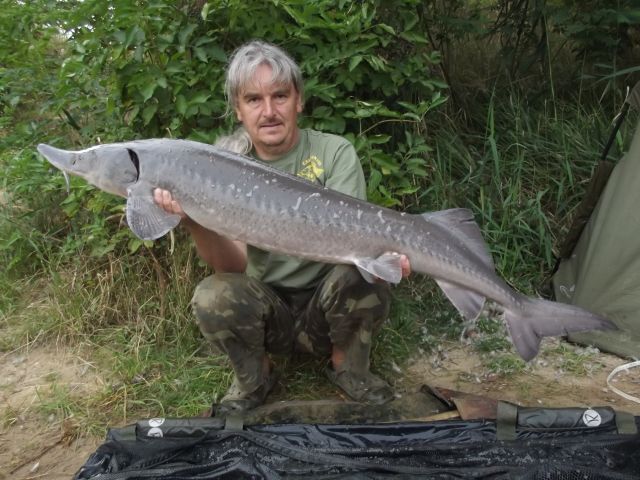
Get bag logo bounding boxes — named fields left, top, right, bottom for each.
left=149, top=417, right=165, bottom=427
left=582, top=409, right=602, bottom=427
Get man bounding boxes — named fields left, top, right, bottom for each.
left=154, top=40, right=409, bottom=413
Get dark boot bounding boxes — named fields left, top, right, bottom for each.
left=326, top=326, right=394, bottom=405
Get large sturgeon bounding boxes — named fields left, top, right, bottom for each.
left=37, top=139, right=614, bottom=360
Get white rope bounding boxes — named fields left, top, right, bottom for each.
left=606, top=360, right=640, bottom=404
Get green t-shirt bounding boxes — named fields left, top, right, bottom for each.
left=246, top=128, right=366, bottom=290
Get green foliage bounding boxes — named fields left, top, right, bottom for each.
left=1, top=148, right=63, bottom=277
left=0, top=1, right=63, bottom=121
left=415, top=93, right=625, bottom=291
left=547, top=0, right=640, bottom=60
left=546, top=0, right=640, bottom=95
left=419, top=0, right=640, bottom=103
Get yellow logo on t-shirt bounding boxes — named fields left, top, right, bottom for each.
left=297, top=155, right=324, bottom=182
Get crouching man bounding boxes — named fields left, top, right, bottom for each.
left=154, top=40, right=410, bottom=414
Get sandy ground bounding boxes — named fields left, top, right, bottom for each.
left=0, top=348, right=103, bottom=479
left=1, top=339, right=638, bottom=479
left=402, top=337, right=640, bottom=414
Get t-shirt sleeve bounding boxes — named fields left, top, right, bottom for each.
left=323, top=140, right=367, bottom=201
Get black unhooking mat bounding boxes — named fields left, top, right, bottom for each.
left=75, top=405, right=640, bottom=479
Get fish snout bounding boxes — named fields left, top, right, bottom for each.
left=37, top=143, right=77, bottom=170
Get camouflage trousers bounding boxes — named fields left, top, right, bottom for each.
left=191, top=265, right=391, bottom=394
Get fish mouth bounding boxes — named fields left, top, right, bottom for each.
left=37, top=144, right=79, bottom=193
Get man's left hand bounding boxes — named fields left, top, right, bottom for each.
left=399, top=254, right=411, bottom=278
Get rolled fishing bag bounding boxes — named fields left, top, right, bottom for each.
left=75, top=404, right=640, bottom=479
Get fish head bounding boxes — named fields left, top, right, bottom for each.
left=37, top=143, right=139, bottom=197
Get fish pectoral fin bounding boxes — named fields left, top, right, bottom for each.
left=354, top=253, right=404, bottom=284
left=435, top=279, right=486, bottom=321
left=126, top=189, right=181, bottom=240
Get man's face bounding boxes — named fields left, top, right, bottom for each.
left=234, top=63, right=303, bottom=161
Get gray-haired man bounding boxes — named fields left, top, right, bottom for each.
left=154, top=40, right=410, bottom=414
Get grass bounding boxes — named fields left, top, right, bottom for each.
left=425, top=97, right=622, bottom=293
left=0, top=90, right=633, bottom=437
left=545, top=341, right=605, bottom=376
left=482, top=353, right=528, bottom=377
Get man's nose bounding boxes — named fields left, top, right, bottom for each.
left=262, top=98, right=275, bottom=116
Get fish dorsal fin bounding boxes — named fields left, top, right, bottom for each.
left=126, top=182, right=181, bottom=240
left=421, top=208, right=490, bottom=320
left=422, top=208, right=494, bottom=269
left=354, top=253, right=404, bottom=284
left=435, top=279, right=486, bottom=321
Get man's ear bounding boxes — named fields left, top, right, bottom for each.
left=296, top=95, right=303, bottom=114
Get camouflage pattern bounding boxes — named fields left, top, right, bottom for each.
left=191, top=265, right=391, bottom=396
left=238, top=389, right=450, bottom=424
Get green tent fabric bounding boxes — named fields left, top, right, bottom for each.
left=553, top=117, right=640, bottom=359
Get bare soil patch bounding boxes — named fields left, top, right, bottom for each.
left=400, top=337, right=640, bottom=414
left=0, top=338, right=638, bottom=479
left=0, top=347, right=104, bottom=479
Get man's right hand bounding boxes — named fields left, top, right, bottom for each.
left=153, top=188, right=187, bottom=219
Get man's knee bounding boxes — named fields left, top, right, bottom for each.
left=320, top=265, right=392, bottom=320
left=191, top=273, right=258, bottom=335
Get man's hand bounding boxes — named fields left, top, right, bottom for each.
left=399, top=254, right=411, bottom=278
left=153, top=188, right=187, bottom=219
left=372, top=253, right=411, bottom=283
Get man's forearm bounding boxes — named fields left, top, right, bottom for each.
left=181, top=217, right=248, bottom=273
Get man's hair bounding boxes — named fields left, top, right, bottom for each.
left=215, top=126, right=252, bottom=155
left=225, top=40, right=304, bottom=112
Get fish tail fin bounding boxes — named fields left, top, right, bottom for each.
left=504, top=296, right=616, bottom=361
